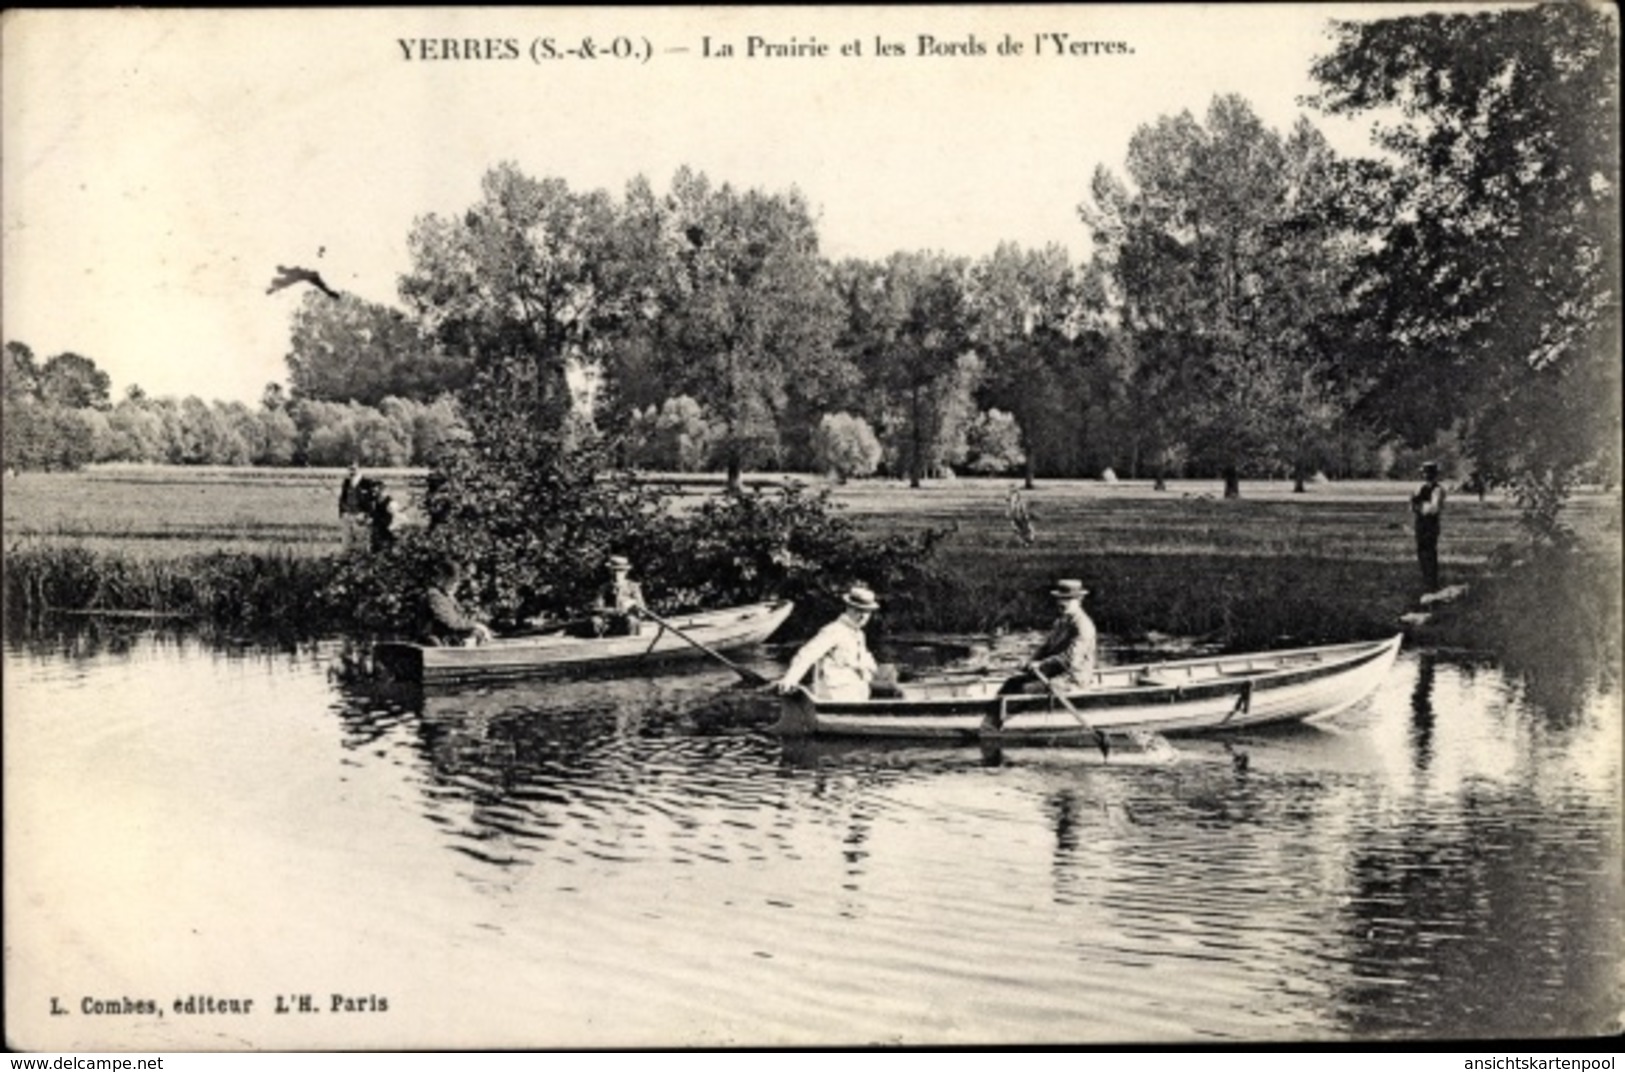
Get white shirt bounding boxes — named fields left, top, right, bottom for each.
left=782, top=614, right=877, bottom=701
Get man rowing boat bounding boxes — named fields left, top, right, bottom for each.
left=998, top=578, right=1097, bottom=694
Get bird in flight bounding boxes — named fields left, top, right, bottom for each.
left=266, top=265, right=340, bottom=299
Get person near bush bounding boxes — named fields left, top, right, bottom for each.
left=368, top=485, right=399, bottom=552
left=338, top=463, right=368, bottom=550
left=776, top=584, right=881, bottom=701
left=423, top=560, right=494, bottom=646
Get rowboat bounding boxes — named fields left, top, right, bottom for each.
left=372, top=600, right=793, bottom=685
left=773, top=634, right=1402, bottom=742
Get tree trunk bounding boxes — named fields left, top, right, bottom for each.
left=909, top=384, right=923, bottom=489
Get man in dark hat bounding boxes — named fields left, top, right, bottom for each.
left=1410, top=461, right=1446, bottom=593
left=777, top=583, right=881, bottom=701
left=1000, top=578, right=1099, bottom=695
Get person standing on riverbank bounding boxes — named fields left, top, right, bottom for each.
left=999, top=579, right=1098, bottom=695
left=1411, top=461, right=1446, bottom=593
left=776, top=584, right=881, bottom=701
left=338, top=463, right=367, bottom=551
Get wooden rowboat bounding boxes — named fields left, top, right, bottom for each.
left=773, top=634, right=1402, bottom=743
left=373, top=600, right=793, bottom=685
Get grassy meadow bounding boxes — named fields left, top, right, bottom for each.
left=3, top=465, right=1620, bottom=654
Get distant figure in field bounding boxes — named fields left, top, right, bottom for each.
left=592, top=555, right=646, bottom=637
left=1008, top=485, right=1036, bottom=546
left=999, top=579, right=1098, bottom=695
left=1410, top=461, right=1446, bottom=593
left=266, top=265, right=340, bottom=299
left=423, top=560, right=494, bottom=647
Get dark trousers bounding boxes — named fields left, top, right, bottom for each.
left=998, top=671, right=1040, bottom=696
left=1416, top=526, right=1441, bottom=592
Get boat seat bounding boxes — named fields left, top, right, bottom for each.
left=1136, top=671, right=1175, bottom=687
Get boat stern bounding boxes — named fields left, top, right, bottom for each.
left=371, top=641, right=426, bottom=683
left=770, top=687, right=820, bottom=736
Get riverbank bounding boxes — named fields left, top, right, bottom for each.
left=4, top=467, right=1619, bottom=669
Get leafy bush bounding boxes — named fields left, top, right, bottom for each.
left=628, top=483, right=949, bottom=622
left=810, top=412, right=883, bottom=482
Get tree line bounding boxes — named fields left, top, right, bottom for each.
left=2, top=341, right=464, bottom=470
left=292, top=3, right=1622, bottom=526
left=6, top=5, right=1616, bottom=541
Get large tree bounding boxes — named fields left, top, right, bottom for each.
left=3, top=341, right=39, bottom=403
left=35, top=352, right=112, bottom=410
left=966, top=243, right=1109, bottom=486
left=285, top=292, right=469, bottom=405
left=1309, top=2, right=1621, bottom=536
left=627, top=168, right=849, bottom=485
left=1082, top=96, right=1357, bottom=492
left=397, top=164, right=668, bottom=619
left=400, top=163, right=629, bottom=435
left=836, top=252, right=975, bottom=487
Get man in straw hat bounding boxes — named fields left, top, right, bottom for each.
left=999, top=578, right=1098, bottom=695
left=776, top=583, right=881, bottom=702
left=1410, top=461, right=1446, bottom=593
left=593, top=555, right=647, bottom=636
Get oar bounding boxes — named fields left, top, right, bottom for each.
left=637, top=606, right=772, bottom=687
left=1028, top=665, right=1113, bottom=761
left=1029, top=665, right=1177, bottom=764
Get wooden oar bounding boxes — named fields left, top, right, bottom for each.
left=637, top=606, right=772, bottom=687
left=1029, top=665, right=1177, bottom=764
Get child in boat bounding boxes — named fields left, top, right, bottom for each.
left=998, top=578, right=1097, bottom=694
left=776, top=584, right=881, bottom=702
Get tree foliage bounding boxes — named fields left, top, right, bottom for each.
left=1082, top=97, right=1357, bottom=490
left=285, top=292, right=468, bottom=405
left=810, top=411, right=883, bottom=481
left=628, top=168, right=851, bottom=485
left=836, top=252, right=976, bottom=486
left=1309, top=2, right=1621, bottom=536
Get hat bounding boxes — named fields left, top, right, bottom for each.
left=842, top=584, right=880, bottom=612
left=1049, top=579, right=1089, bottom=600
left=1420, top=461, right=1439, bottom=472
left=606, top=555, right=632, bottom=572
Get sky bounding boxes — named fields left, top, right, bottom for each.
left=0, top=4, right=1492, bottom=404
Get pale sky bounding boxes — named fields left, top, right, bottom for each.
left=1, top=4, right=1483, bottom=404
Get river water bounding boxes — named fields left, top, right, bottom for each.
left=4, top=629, right=1621, bottom=1049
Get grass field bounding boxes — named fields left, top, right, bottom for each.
left=4, top=464, right=1620, bottom=649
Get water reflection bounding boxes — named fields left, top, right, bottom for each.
left=1410, top=653, right=1436, bottom=772
left=6, top=628, right=1621, bottom=1045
